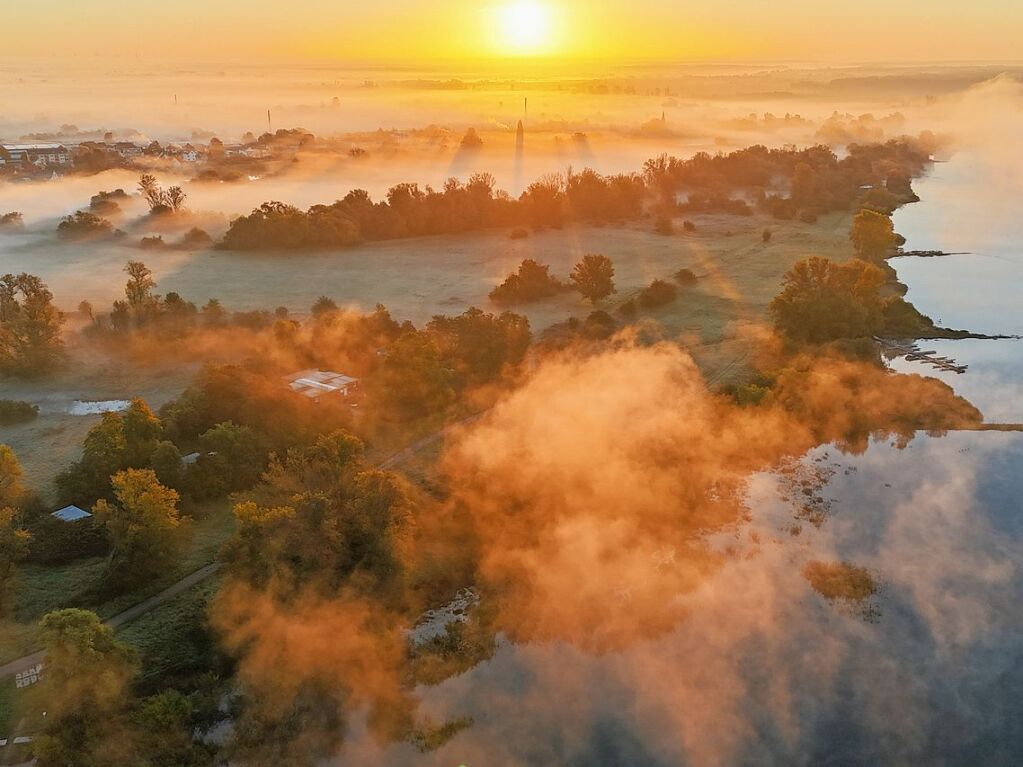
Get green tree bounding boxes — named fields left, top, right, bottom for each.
left=132, top=690, right=213, bottom=766
left=0, top=272, right=66, bottom=374
left=570, top=254, right=616, bottom=303
left=56, top=412, right=127, bottom=504
left=149, top=440, right=184, bottom=489
left=311, top=296, right=339, bottom=318
left=222, top=433, right=412, bottom=594
left=32, top=609, right=137, bottom=767
left=371, top=332, right=454, bottom=419
left=489, top=259, right=564, bottom=306
left=770, top=256, right=887, bottom=342
left=426, top=307, right=530, bottom=385
left=192, top=421, right=265, bottom=496
left=850, top=208, right=898, bottom=260
left=124, top=260, right=159, bottom=324
left=0, top=506, right=31, bottom=614
left=790, top=162, right=817, bottom=207
left=123, top=397, right=164, bottom=466
left=93, top=468, right=181, bottom=582
left=138, top=173, right=163, bottom=210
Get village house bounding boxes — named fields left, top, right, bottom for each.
left=0, top=143, right=71, bottom=167
left=109, top=141, right=143, bottom=158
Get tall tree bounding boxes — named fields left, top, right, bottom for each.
left=0, top=443, right=25, bottom=509
left=32, top=609, right=137, bottom=767
left=850, top=208, right=898, bottom=260
left=93, top=468, right=181, bottom=582
left=770, top=256, right=887, bottom=342
left=570, top=254, right=617, bottom=303
left=122, top=397, right=163, bottom=467
left=0, top=506, right=31, bottom=615
left=137, top=173, right=163, bottom=210
left=0, top=272, right=66, bottom=374
left=124, top=260, right=157, bottom=308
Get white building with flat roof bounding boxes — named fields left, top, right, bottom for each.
left=286, top=369, right=358, bottom=400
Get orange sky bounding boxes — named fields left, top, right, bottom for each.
left=2, top=0, right=1021, bottom=63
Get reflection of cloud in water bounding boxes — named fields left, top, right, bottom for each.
left=336, top=433, right=1023, bottom=766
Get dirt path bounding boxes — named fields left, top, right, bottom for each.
left=0, top=414, right=480, bottom=680
left=0, top=562, right=223, bottom=680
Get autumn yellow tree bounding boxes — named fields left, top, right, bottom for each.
left=93, top=468, right=181, bottom=583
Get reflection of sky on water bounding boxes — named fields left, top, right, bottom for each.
left=886, top=338, right=1023, bottom=424
left=892, top=153, right=1023, bottom=336
left=339, top=433, right=1023, bottom=766
left=321, top=153, right=1023, bottom=766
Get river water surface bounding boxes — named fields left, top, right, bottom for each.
left=341, top=153, right=1023, bottom=766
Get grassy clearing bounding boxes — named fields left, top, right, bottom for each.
left=0, top=498, right=233, bottom=666
left=0, top=348, right=199, bottom=500
left=117, top=574, right=222, bottom=691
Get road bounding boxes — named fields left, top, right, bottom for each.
left=0, top=562, right=223, bottom=680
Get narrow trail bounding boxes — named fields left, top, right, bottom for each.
left=0, top=419, right=471, bottom=680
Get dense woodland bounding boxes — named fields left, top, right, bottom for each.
left=218, top=139, right=925, bottom=250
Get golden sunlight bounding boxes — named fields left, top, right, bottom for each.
left=492, top=1, right=555, bottom=55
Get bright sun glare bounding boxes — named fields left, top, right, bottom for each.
left=494, top=1, right=554, bottom=55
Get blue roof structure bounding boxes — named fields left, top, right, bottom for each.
left=51, top=505, right=92, bottom=522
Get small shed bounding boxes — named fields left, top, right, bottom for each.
left=51, top=505, right=92, bottom=522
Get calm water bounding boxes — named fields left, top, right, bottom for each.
left=343, top=155, right=1023, bottom=765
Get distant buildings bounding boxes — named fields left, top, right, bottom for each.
left=0, top=143, right=71, bottom=167
left=286, top=369, right=359, bottom=400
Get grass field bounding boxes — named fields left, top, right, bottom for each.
left=0, top=350, right=199, bottom=500
left=2, top=210, right=855, bottom=330
left=0, top=498, right=233, bottom=667
left=1, top=209, right=856, bottom=495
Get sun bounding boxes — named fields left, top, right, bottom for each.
left=493, top=1, right=554, bottom=55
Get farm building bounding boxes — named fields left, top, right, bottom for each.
left=286, top=369, right=359, bottom=400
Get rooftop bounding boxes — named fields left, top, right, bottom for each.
left=286, top=369, right=358, bottom=399
left=51, top=504, right=92, bottom=522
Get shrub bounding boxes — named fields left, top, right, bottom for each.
left=762, top=228, right=772, bottom=243
left=799, top=209, right=819, bottom=224
left=0, top=212, right=24, bottom=228
left=140, top=235, right=165, bottom=250
left=509, top=228, right=529, bottom=240
left=0, top=399, right=39, bottom=425
left=57, top=211, right=113, bottom=240
left=682, top=220, right=696, bottom=232
left=90, top=199, right=121, bottom=215
left=637, top=279, right=679, bottom=308
left=618, top=299, right=638, bottom=319
left=178, top=227, right=213, bottom=249
left=490, top=259, right=566, bottom=305
left=674, top=268, right=697, bottom=286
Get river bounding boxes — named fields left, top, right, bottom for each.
left=333, top=153, right=1023, bottom=766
